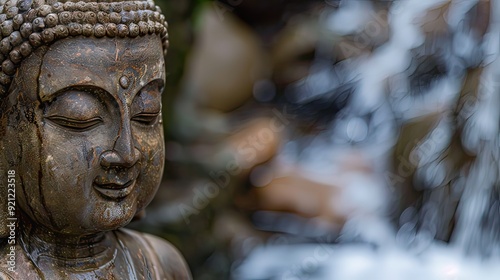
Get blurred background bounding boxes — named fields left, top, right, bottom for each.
left=128, top=0, right=500, bottom=279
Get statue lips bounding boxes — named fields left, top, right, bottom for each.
left=93, top=174, right=138, bottom=200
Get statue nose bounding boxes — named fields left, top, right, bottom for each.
left=100, top=121, right=140, bottom=168
left=100, top=149, right=140, bottom=168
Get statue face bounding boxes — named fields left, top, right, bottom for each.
left=10, top=35, right=165, bottom=235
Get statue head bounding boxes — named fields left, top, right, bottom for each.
left=0, top=0, right=168, bottom=237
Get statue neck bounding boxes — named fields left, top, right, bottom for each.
left=19, top=213, right=116, bottom=270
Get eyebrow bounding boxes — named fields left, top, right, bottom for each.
left=42, top=78, right=165, bottom=104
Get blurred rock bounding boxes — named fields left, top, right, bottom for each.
left=183, top=5, right=267, bottom=112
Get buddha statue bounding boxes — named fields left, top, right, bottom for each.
left=0, top=0, right=191, bottom=278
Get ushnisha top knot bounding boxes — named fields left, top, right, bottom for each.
left=0, top=0, right=169, bottom=97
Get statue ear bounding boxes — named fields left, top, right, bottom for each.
left=0, top=50, right=45, bottom=239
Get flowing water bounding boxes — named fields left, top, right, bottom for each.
left=235, top=0, right=500, bottom=278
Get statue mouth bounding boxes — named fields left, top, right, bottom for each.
left=93, top=180, right=136, bottom=200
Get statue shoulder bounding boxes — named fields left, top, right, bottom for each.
left=118, top=228, right=192, bottom=280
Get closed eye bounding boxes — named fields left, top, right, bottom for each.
left=132, top=112, right=160, bottom=125
left=47, top=116, right=103, bottom=131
